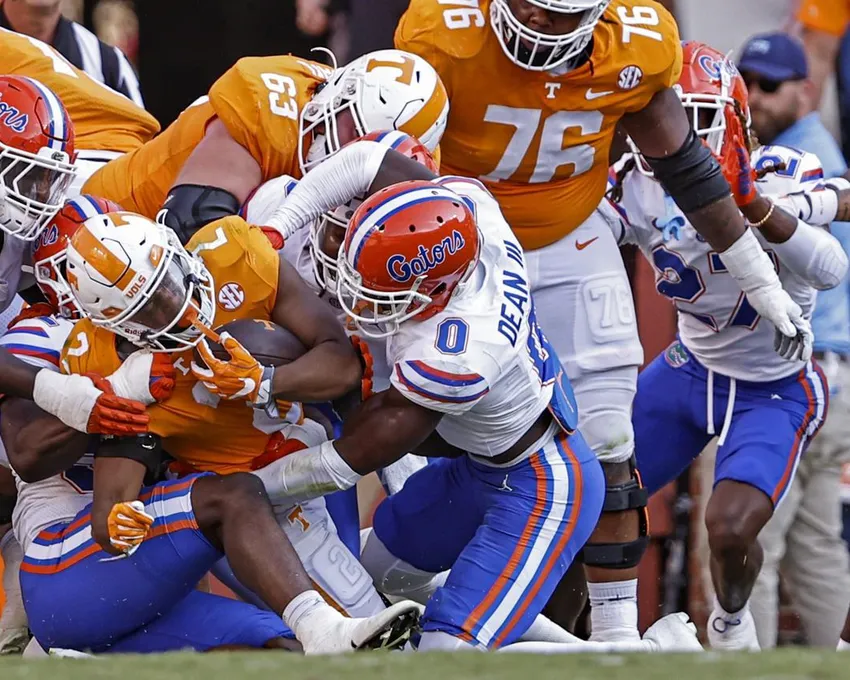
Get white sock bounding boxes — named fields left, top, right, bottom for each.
left=588, top=579, right=639, bottom=641
left=418, top=630, right=478, bottom=652
left=519, top=615, right=583, bottom=644
left=282, top=590, right=339, bottom=644
left=838, top=638, right=850, bottom=651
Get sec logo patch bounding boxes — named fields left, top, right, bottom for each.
left=618, top=65, right=643, bottom=90
left=217, top=282, right=245, bottom=310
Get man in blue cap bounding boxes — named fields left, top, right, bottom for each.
left=739, top=31, right=850, bottom=651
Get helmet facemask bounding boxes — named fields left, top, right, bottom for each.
left=0, top=144, right=75, bottom=241
left=490, top=0, right=609, bottom=72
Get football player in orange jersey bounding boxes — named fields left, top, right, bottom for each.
left=56, top=209, right=407, bottom=625
left=0, top=28, right=160, bottom=194
left=83, top=49, right=448, bottom=247
left=394, top=0, right=813, bottom=642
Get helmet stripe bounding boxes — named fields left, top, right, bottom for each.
left=67, top=195, right=108, bottom=220
left=348, top=186, right=460, bottom=268
left=20, top=77, right=65, bottom=152
left=399, top=78, right=448, bottom=143
left=73, top=225, right=137, bottom=290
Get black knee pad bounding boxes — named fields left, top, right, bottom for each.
left=580, top=459, right=649, bottom=570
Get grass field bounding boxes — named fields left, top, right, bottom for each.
left=0, top=649, right=846, bottom=680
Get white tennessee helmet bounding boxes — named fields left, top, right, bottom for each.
left=752, top=145, right=825, bottom=196
left=65, top=211, right=215, bottom=352
left=490, top=0, right=610, bottom=72
left=298, top=49, right=448, bottom=172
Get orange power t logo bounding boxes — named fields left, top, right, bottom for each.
left=366, top=56, right=415, bottom=85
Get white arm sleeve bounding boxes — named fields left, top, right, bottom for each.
left=264, top=141, right=389, bottom=240
left=770, top=220, right=850, bottom=290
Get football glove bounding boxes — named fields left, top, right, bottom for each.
left=32, top=370, right=149, bottom=435
left=191, top=332, right=275, bottom=406
left=8, top=302, right=57, bottom=327
left=721, top=122, right=757, bottom=207
left=107, top=500, right=154, bottom=555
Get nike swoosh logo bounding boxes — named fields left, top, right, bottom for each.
left=585, top=88, right=614, bottom=100
left=575, top=237, right=599, bottom=250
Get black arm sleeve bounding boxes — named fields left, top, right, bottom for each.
left=644, top=129, right=732, bottom=214
left=96, top=434, right=163, bottom=478
left=157, top=184, right=241, bottom=244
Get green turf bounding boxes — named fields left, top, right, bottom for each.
left=0, top=649, right=846, bottom=680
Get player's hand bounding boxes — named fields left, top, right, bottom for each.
left=9, top=302, right=57, bottom=327
left=107, top=351, right=176, bottom=405
left=32, top=370, right=149, bottom=435
left=191, top=333, right=275, bottom=406
left=746, top=284, right=813, bottom=361
left=722, top=125, right=757, bottom=208
left=106, top=500, right=153, bottom=555
left=260, top=226, right=285, bottom=250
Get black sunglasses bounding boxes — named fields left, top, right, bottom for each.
left=741, top=73, right=802, bottom=94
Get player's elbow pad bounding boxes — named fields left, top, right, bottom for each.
left=644, top=129, right=731, bottom=214
left=157, top=184, right=241, bottom=245
left=773, top=220, right=850, bottom=290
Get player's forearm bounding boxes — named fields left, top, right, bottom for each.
left=271, top=341, right=361, bottom=402
left=1, top=399, right=89, bottom=483
left=769, top=219, right=849, bottom=290
left=747, top=195, right=797, bottom=243
left=0, top=349, right=40, bottom=399
left=685, top=196, right=747, bottom=251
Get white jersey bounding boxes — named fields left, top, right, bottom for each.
left=387, top=177, right=567, bottom=457
left=604, top=148, right=821, bottom=382
left=243, top=174, right=396, bottom=390
left=0, top=316, right=92, bottom=552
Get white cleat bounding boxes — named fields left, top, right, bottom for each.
left=304, top=600, right=424, bottom=655
left=707, top=606, right=760, bottom=651
left=48, top=648, right=97, bottom=659
left=642, top=613, right=704, bottom=652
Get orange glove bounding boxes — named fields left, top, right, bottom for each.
left=721, top=118, right=757, bottom=208
left=107, top=500, right=154, bottom=555
left=148, top=354, right=177, bottom=402
left=191, top=333, right=274, bottom=405
left=85, top=374, right=150, bottom=436
left=260, top=226, right=285, bottom=250
left=350, top=335, right=374, bottom=400
left=9, top=302, right=57, bottom=327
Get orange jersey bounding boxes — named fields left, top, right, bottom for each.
left=0, top=28, right=159, bottom=153
left=395, top=0, right=682, bottom=249
left=61, top=216, right=285, bottom=473
left=82, top=55, right=331, bottom=218
left=797, top=0, right=850, bottom=36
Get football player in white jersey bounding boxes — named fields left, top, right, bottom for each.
left=601, top=41, right=846, bottom=651
left=193, top=139, right=703, bottom=652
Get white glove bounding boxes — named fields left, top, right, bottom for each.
left=720, top=229, right=813, bottom=362
left=642, top=613, right=703, bottom=652
left=106, top=351, right=158, bottom=404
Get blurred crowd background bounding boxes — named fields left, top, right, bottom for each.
left=6, top=0, right=850, bottom=648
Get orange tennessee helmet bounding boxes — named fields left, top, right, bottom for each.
left=33, top=194, right=122, bottom=318
left=336, top=179, right=480, bottom=338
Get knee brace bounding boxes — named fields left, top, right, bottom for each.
left=157, top=184, right=241, bottom=244
left=573, top=367, right=637, bottom=464
left=580, top=458, right=648, bottom=570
